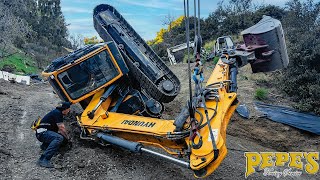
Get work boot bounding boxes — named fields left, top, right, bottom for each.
left=37, top=156, right=54, bottom=168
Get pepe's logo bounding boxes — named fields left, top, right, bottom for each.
left=244, top=152, right=319, bottom=178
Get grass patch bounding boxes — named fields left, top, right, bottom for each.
left=0, top=54, right=38, bottom=74
left=213, top=56, right=219, bottom=65
left=183, top=52, right=195, bottom=63
left=204, top=40, right=215, bottom=52
left=255, top=88, right=268, bottom=100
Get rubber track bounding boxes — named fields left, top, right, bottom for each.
left=93, top=4, right=180, bottom=103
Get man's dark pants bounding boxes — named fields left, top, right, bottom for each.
left=36, top=130, right=64, bottom=160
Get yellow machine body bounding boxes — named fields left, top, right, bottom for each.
left=44, top=43, right=238, bottom=177
left=42, top=5, right=288, bottom=177
left=45, top=45, right=237, bottom=177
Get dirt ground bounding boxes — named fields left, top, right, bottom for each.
left=0, top=63, right=319, bottom=180
left=230, top=64, right=320, bottom=152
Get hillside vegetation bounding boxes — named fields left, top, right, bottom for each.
left=0, top=54, right=37, bottom=74
left=0, top=0, right=71, bottom=74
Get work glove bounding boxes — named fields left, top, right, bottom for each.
left=199, top=77, right=204, bottom=83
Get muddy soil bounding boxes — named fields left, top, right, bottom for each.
left=0, top=63, right=319, bottom=180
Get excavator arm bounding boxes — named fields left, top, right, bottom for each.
left=42, top=4, right=288, bottom=178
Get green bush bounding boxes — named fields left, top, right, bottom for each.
left=204, top=40, right=215, bottom=52
left=255, top=88, right=268, bottom=100
left=279, top=0, right=320, bottom=114
left=213, top=56, right=220, bottom=65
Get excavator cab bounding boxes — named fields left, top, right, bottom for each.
left=43, top=42, right=129, bottom=104
left=58, top=50, right=118, bottom=99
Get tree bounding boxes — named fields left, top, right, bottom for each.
left=162, top=13, right=176, bottom=31
left=0, top=1, right=33, bottom=58
left=0, top=0, right=72, bottom=73
left=36, top=0, right=70, bottom=47
left=280, top=0, right=320, bottom=114
left=84, top=36, right=103, bottom=45
left=154, top=28, right=167, bottom=44
left=69, top=34, right=84, bottom=50
left=253, top=5, right=285, bottom=23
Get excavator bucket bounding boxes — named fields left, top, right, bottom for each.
left=240, top=16, right=289, bottom=73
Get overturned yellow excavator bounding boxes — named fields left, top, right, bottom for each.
left=42, top=4, right=288, bottom=178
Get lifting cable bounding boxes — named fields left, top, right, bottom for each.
left=184, top=0, right=194, bottom=120
left=193, top=0, right=197, bottom=37
left=184, top=0, right=219, bottom=159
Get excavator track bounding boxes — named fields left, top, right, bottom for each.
left=93, top=4, right=180, bottom=103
